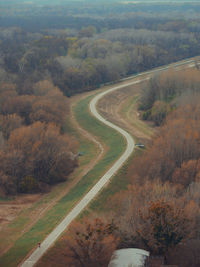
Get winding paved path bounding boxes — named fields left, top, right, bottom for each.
left=20, top=58, right=196, bottom=267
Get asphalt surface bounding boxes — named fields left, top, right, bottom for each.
left=20, top=58, right=196, bottom=267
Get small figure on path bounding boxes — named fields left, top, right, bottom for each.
left=38, top=242, right=41, bottom=248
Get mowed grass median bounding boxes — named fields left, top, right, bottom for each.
left=0, top=93, right=126, bottom=267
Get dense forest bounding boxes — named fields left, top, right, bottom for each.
left=1, top=1, right=200, bottom=96
left=0, top=1, right=200, bottom=265
left=1, top=1, right=200, bottom=196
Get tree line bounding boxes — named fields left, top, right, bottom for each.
left=140, top=68, right=200, bottom=125
left=0, top=80, right=78, bottom=195
left=1, top=27, right=200, bottom=98
left=1, top=1, right=200, bottom=97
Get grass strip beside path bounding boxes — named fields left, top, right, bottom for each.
left=0, top=95, right=125, bottom=267
left=89, top=150, right=143, bottom=213
left=0, top=113, right=96, bottom=257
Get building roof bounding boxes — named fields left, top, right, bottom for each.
left=108, top=248, right=150, bottom=267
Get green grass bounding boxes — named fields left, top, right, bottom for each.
left=88, top=149, right=143, bottom=213
left=0, top=94, right=126, bottom=267
left=89, top=157, right=131, bottom=212
left=121, top=95, right=154, bottom=137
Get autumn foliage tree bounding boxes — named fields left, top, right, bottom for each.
left=0, top=122, right=77, bottom=194
left=0, top=75, right=77, bottom=196
left=0, top=113, right=23, bottom=139
left=65, top=218, right=118, bottom=267
left=172, top=159, right=200, bottom=187
left=30, top=85, right=69, bottom=128
left=128, top=104, right=200, bottom=185
left=140, top=68, right=200, bottom=125
left=137, top=201, right=191, bottom=255
left=108, top=181, right=185, bottom=247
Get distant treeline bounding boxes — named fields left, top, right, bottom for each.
left=0, top=24, right=200, bottom=97
left=1, top=3, right=200, bottom=30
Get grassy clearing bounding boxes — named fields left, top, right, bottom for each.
left=0, top=94, right=125, bottom=267
left=121, top=95, right=154, bottom=137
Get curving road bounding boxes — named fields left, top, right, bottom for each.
left=20, top=58, right=196, bottom=267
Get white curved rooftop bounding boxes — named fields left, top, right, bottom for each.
left=108, top=248, right=150, bottom=267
